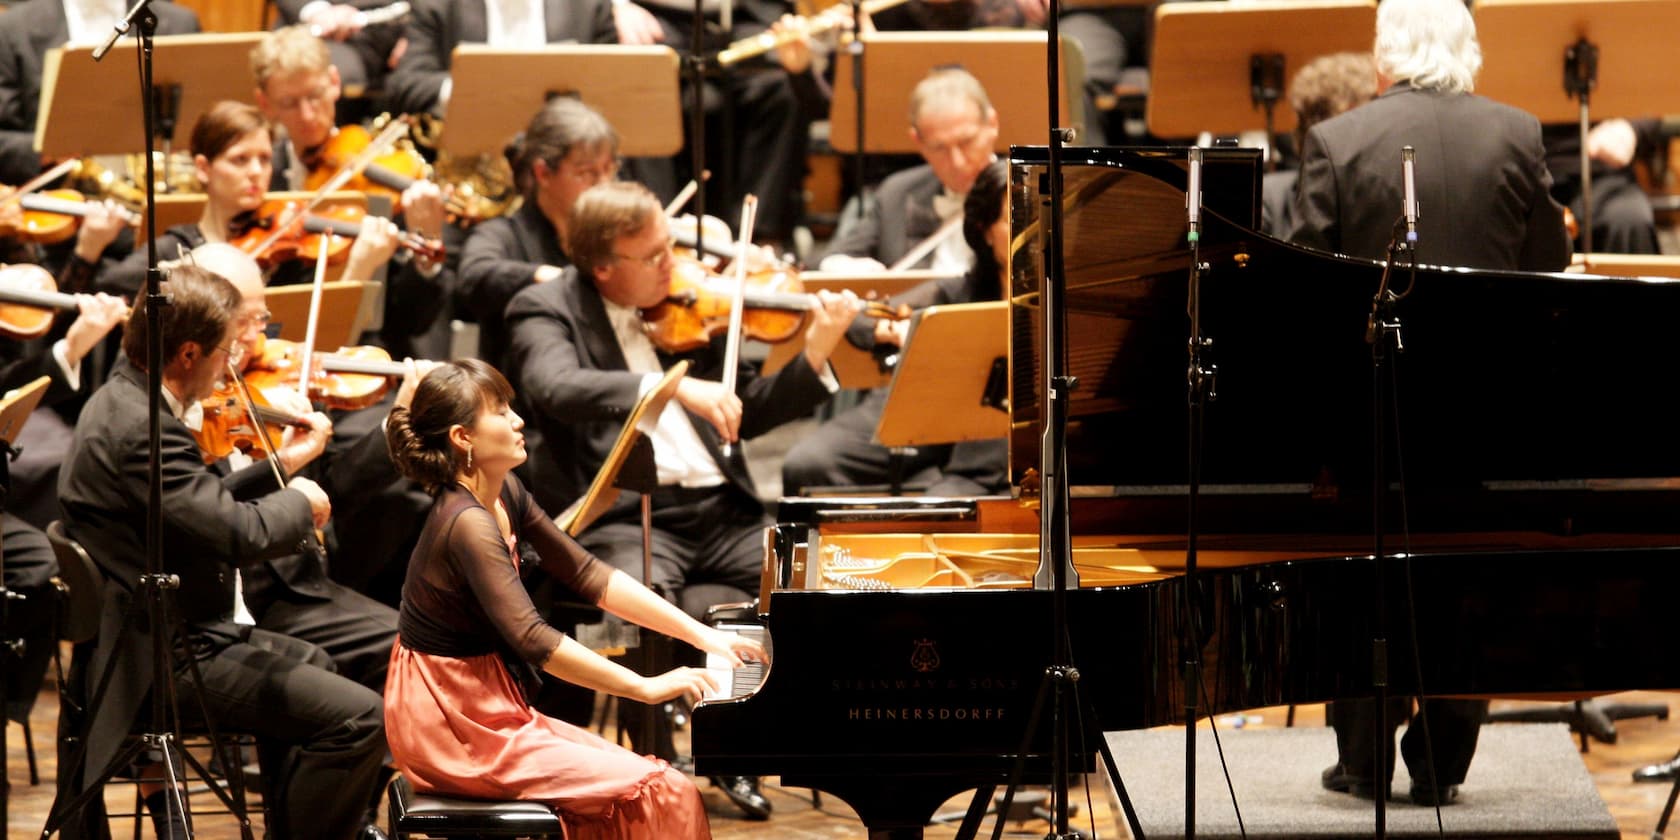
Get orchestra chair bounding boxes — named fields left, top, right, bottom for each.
left=47, top=521, right=260, bottom=838
left=3, top=573, right=61, bottom=786
left=386, top=773, right=565, bottom=839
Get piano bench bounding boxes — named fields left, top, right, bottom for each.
left=387, top=775, right=567, bottom=839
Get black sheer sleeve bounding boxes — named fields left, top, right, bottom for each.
left=445, top=498, right=568, bottom=665
left=505, top=477, right=613, bottom=605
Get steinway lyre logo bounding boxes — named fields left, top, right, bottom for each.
left=910, top=638, right=941, bottom=673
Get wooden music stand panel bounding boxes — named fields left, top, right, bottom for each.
left=877, top=301, right=1009, bottom=448
left=0, top=376, right=51, bottom=446
left=758, top=271, right=961, bottom=388
left=436, top=45, right=682, bottom=158
left=556, top=361, right=689, bottom=536
left=830, top=32, right=1077, bottom=154
left=36, top=33, right=265, bottom=158
left=1474, top=0, right=1680, bottom=124
left=1147, top=0, right=1375, bottom=139
left=265, top=281, right=370, bottom=350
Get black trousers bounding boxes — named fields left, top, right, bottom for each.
left=781, top=388, right=951, bottom=496
left=1328, top=696, right=1489, bottom=790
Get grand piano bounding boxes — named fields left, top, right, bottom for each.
left=692, top=146, right=1680, bottom=837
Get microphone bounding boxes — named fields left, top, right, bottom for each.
left=1401, top=145, right=1419, bottom=246
left=1186, top=147, right=1203, bottom=243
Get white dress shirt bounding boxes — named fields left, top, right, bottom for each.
left=601, top=297, right=728, bottom=488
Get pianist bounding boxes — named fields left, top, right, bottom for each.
left=382, top=358, right=767, bottom=837
left=1289, top=0, right=1570, bottom=806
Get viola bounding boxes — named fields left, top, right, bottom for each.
left=229, top=200, right=445, bottom=268
left=0, top=263, right=81, bottom=340
left=641, top=255, right=909, bottom=353
left=243, top=337, right=414, bottom=411
left=0, top=188, right=139, bottom=245
left=196, top=377, right=313, bottom=464
left=304, top=123, right=497, bottom=225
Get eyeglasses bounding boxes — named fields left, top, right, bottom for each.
left=215, top=343, right=245, bottom=363
left=916, top=124, right=993, bottom=157
left=270, top=84, right=333, bottom=112
left=560, top=159, right=621, bottom=184
left=611, top=241, right=675, bottom=269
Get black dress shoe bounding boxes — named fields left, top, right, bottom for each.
left=711, top=775, right=772, bottom=820
left=1409, top=784, right=1459, bottom=806
left=1634, top=753, right=1680, bottom=783
left=1320, top=763, right=1377, bottom=799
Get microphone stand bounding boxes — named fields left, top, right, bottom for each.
left=849, top=0, right=866, bottom=202
left=689, top=0, right=708, bottom=260
left=1182, top=145, right=1212, bottom=840
left=42, top=3, right=250, bottom=836
left=1564, top=37, right=1597, bottom=256
left=1360, top=155, right=1416, bottom=840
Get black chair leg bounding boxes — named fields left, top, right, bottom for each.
left=1652, top=771, right=1680, bottom=839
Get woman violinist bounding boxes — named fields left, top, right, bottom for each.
left=98, top=102, right=409, bottom=326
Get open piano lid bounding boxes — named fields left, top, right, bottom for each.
left=1008, top=146, right=1680, bottom=535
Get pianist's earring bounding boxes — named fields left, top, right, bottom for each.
left=466, top=445, right=474, bottom=473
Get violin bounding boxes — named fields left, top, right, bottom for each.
left=641, top=255, right=909, bottom=353
left=0, top=263, right=81, bottom=340
left=229, top=200, right=445, bottom=268
left=195, top=377, right=313, bottom=464
left=0, top=189, right=139, bottom=245
left=243, top=337, right=413, bottom=411
left=304, top=122, right=497, bottom=225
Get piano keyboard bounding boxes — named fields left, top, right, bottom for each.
left=704, top=623, right=768, bottom=701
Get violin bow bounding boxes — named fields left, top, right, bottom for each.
left=664, top=179, right=700, bottom=217
left=887, top=214, right=963, bottom=273
left=246, top=117, right=412, bottom=258
left=0, top=159, right=81, bottom=206
left=718, top=195, right=757, bottom=458
left=297, top=232, right=334, bottom=401
left=225, top=359, right=291, bottom=490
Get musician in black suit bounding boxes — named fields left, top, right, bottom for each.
left=504, top=180, right=853, bottom=818
left=385, top=0, right=617, bottom=118
left=0, top=0, right=200, bottom=185
left=459, top=97, right=618, bottom=366
left=274, top=0, right=409, bottom=96
left=56, top=264, right=385, bottom=840
left=1289, top=0, right=1570, bottom=807
left=818, top=67, right=998, bottom=272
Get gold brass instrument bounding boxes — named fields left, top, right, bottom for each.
left=406, top=113, right=521, bottom=222
left=715, top=0, right=911, bottom=67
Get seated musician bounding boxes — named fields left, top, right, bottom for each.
left=1288, top=0, right=1570, bottom=806
left=274, top=0, right=410, bottom=102
left=99, top=101, right=406, bottom=298
left=251, top=25, right=453, bottom=360
left=383, top=357, right=766, bottom=837
left=0, top=0, right=199, bottom=184
left=817, top=67, right=998, bottom=273
left=56, top=263, right=386, bottom=840
left=1260, top=52, right=1377, bottom=239
left=782, top=158, right=1012, bottom=497
left=1542, top=117, right=1664, bottom=255
left=459, top=97, right=618, bottom=366
left=503, top=180, right=853, bottom=819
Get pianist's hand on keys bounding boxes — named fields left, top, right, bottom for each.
left=702, top=624, right=770, bottom=701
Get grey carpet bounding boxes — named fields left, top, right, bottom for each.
left=1101, top=723, right=1616, bottom=839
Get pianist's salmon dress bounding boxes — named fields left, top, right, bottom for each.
left=385, top=480, right=711, bottom=839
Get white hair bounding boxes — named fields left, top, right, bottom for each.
left=1374, top=0, right=1482, bottom=94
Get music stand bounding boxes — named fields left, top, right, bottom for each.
left=876, top=301, right=1009, bottom=448
left=830, top=32, right=1081, bottom=153
left=0, top=376, right=50, bottom=831
left=555, top=361, right=688, bottom=536
left=435, top=45, right=683, bottom=158
left=1474, top=0, right=1680, bottom=255
left=759, top=270, right=958, bottom=389
left=265, top=280, right=371, bottom=349
left=1567, top=253, right=1680, bottom=277
left=35, top=33, right=264, bottom=161
left=1147, top=0, right=1375, bottom=161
